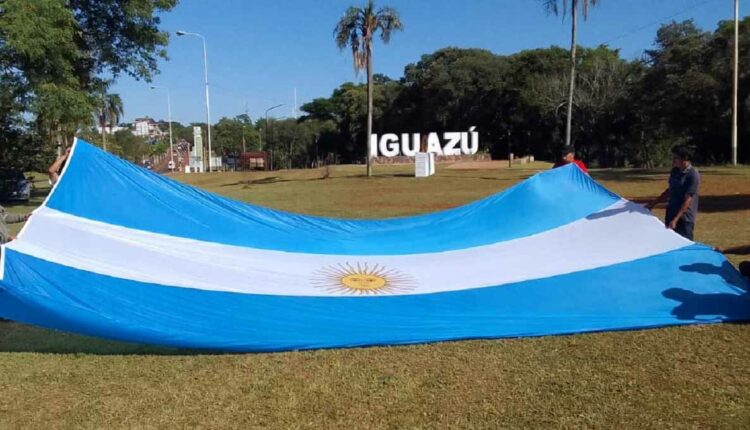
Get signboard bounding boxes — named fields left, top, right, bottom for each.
left=192, top=126, right=204, bottom=171
left=370, top=127, right=479, bottom=158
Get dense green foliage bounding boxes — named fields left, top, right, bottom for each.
left=0, top=0, right=177, bottom=169
left=299, top=19, right=750, bottom=167
left=213, top=115, right=260, bottom=156
left=197, top=18, right=750, bottom=170
left=1, top=1, right=747, bottom=170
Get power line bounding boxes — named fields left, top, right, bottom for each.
left=600, top=0, right=721, bottom=46
left=210, top=83, right=283, bottom=106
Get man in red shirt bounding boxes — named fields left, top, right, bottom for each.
left=553, top=146, right=588, bottom=174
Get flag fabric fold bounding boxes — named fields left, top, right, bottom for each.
left=0, top=138, right=747, bottom=352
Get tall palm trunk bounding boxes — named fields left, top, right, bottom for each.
left=100, top=116, right=108, bottom=151
left=366, top=41, right=374, bottom=177
left=102, top=92, right=108, bottom=151
left=565, top=0, right=577, bottom=147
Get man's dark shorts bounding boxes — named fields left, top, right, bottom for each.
left=667, top=219, right=694, bottom=241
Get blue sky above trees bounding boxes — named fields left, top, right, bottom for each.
left=113, top=0, right=749, bottom=124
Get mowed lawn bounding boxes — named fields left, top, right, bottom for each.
left=1, top=162, right=749, bottom=429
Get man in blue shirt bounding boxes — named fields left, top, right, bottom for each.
left=646, top=146, right=700, bottom=240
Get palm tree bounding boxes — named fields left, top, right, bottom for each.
left=335, top=0, right=403, bottom=176
left=96, top=93, right=124, bottom=151
left=543, top=0, right=600, bottom=147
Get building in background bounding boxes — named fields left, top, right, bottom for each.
left=133, top=117, right=164, bottom=140
left=95, top=124, right=128, bottom=135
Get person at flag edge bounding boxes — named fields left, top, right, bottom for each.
left=0, top=205, right=30, bottom=244
left=646, top=145, right=700, bottom=241
left=717, top=245, right=750, bottom=279
left=553, top=146, right=588, bottom=174
left=48, top=147, right=71, bottom=185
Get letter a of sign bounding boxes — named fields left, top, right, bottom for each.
left=427, top=133, right=443, bottom=155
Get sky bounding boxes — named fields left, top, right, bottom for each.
left=112, top=0, right=750, bottom=125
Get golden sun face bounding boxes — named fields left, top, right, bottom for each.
left=311, top=262, right=417, bottom=295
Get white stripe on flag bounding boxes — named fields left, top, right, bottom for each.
left=4, top=200, right=690, bottom=296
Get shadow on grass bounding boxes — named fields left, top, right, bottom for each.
left=0, top=323, right=214, bottom=356
left=699, top=168, right=750, bottom=177
left=477, top=174, right=535, bottom=182
left=220, top=175, right=331, bottom=187
left=335, top=173, right=411, bottom=180
left=662, top=262, right=750, bottom=321
left=590, top=169, right=664, bottom=182
left=624, top=194, right=750, bottom=213
left=699, top=194, right=750, bottom=213
left=372, top=173, right=415, bottom=179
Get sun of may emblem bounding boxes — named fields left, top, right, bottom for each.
left=311, top=262, right=417, bottom=295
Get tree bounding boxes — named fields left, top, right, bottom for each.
left=260, top=118, right=309, bottom=169
left=639, top=21, right=719, bottom=162
left=301, top=83, right=370, bottom=163
left=708, top=17, right=750, bottom=163
left=112, top=130, right=149, bottom=163
left=400, top=48, right=508, bottom=132
left=525, top=46, right=631, bottom=165
left=542, top=0, right=600, bottom=147
left=0, top=0, right=176, bottom=164
left=169, top=122, right=196, bottom=143
left=334, top=0, right=403, bottom=176
left=213, top=115, right=260, bottom=156
left=299, top=98, right=338, bottom=122
left=94, top=88, right=124, bottom=152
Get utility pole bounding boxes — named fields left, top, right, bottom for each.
left=293, top=87, right=297, bottom=118
left=565, top=0, right=578, bottom=147
left=176, top=31, right=213, bottom=172
left=150, top=86, right=174, bottom=171
left=242, top=101, right=248, bottom=153
left=264, top=104, right=284, bottom=170
left=507, top=130, right=512, bottom=169
left=101, top=93, right=107, bottom=152
left=732, top=0, right=740, bottom=165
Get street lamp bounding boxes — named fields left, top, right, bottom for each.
left=264, top=104, right=284, bottom=170
left=150, top=85, right=174, bottom=171
left=176, top=30, right=213, bottom=172
left=731, top=0, right=740, bottom=166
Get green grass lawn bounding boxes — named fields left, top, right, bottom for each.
left=1, top=163, right=749, bottom=429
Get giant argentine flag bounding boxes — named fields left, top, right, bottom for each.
left=0, top=139, right=748, bottom=352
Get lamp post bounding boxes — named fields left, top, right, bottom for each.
left=732, top=0, right=740, bottom=166
left=150, top=85, right=174, bottom=171
left=264, top=104, right=284, bottom=170
left=176, top=30, right=213, bottom=172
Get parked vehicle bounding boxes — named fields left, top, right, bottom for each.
left=0, top=170, right=32, bottom=202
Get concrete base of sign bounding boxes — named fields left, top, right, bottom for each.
left=185, top=165, right=203, bottom=173
left=415, top=152, right=435, bottom=177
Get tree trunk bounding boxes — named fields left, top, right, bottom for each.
left=108, top=116, right=117, bottom=152
left=101, top=116, right=108, bottom=152
left=366, top=42, right=374, bottom=177
left=56, top=124, right=63, bottom=156
left=565, top=0, right=577, bottom=147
